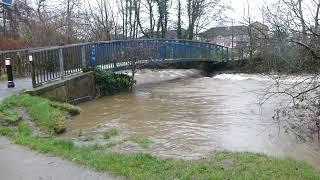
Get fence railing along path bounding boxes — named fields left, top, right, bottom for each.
left=0, top=39, right=230, bottom=88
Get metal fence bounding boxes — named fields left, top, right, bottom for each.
left=0, top=39, right=230, bottom=88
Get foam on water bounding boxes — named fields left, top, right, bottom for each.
left=212, top=73, right=318, bottom=84
left=212, top=73, right=271, bottom=81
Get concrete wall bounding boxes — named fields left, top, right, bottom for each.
left=29, top=72, right=96, bottom=104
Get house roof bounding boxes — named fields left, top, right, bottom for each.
left=199, top=26, right=248, bottom=39
left=199, top=22, right=269, bottom=39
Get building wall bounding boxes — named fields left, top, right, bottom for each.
left=209, top=34, right=250, bottom=48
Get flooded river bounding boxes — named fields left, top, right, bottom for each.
left=66, top=69, right=320, bottom=169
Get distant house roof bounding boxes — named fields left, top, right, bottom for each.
left=250, top=21, right=269, bottom=31
left=165, top=29, right=187, bottom=39
left=199, top=22, right=269, bottom=39
left=0, top=35, right=26, bottom=51
left=199, top=26, right=248, bottom=39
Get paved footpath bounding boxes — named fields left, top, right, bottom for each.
left=0, top=78, right=33, bottom=100
left=0, top=79, right=119, bottom=180
left=0, top=137, right=118, bottom=180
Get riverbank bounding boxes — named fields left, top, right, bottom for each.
left=0, top=94, right=319, bottom=179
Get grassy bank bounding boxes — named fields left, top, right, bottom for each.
left=0, top=95, right=320, bottom=179
left=1, top=94, right=81, bottom=135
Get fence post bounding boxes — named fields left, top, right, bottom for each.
left=90, top=44, right=96, bottom=69
left=17, top=52, right=22, bottom=76
left=226, top=47, right=229, bottom=61
left=28, top=54, right=36, bottom=88
left=221, top=47, right=224, bottom=62
left=81, top=45, right=86, bottom=69
left=59, top=48, right=65, bottom=80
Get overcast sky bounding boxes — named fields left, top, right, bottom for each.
left=229, top=0, right=265, bottom=24
left=32, top=0, right=267, bottom=28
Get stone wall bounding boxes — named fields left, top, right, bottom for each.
left=28, top=72, right=96, bottom=104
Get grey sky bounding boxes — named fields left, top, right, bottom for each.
left=31, top=0, right=267, bottom=28
left=229, top=0, right=265, bottom=24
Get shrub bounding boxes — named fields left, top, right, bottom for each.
left=93, top=69, right=135, bottom=96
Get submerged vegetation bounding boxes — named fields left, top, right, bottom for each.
left=93, top=69, right=135, bottom=96
left=103, top=128, right=119, bottom=139
left=125, top=135, right=153, bottom=149
left=0, top=94, right=319, bottom=179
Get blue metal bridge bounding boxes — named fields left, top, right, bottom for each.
left=0, top=39, right=230, bottom=87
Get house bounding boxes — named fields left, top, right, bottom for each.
left=199, top=22, right=269, bottom=48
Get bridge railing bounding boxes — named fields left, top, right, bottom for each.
left=0, top=39, right=230, bottom=87
left=28, top=43, right=92, bottom=86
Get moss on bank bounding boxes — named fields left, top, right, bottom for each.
left=0, top=95, right=319, bottom=179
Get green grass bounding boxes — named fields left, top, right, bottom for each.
left=125, top=135, right=153, bottom=149
left=0, top=74, right=7, bottom=81
left=0, top=102, right=20, bottom=126
left=2, top=94, right=81, bottom=135
left=103, top=128, right=119, bottom=139
left=0, top=124, right=319, bottom=179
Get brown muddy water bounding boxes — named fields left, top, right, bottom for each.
left=66, top=69, right=320, bottom=169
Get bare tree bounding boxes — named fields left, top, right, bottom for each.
left=84, top=0, right=117, bottom=41
left=260, top=0, right=320, bottom=141
left=115, top=41, right=159, bottom=87
left=176, top=0, right=183, bottom=39
left=185, top=0, right=228, bottom=40
left=155, top=0, right=169, bottom=38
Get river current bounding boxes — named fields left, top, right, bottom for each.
left=67, top=69, right=320, bottom=169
